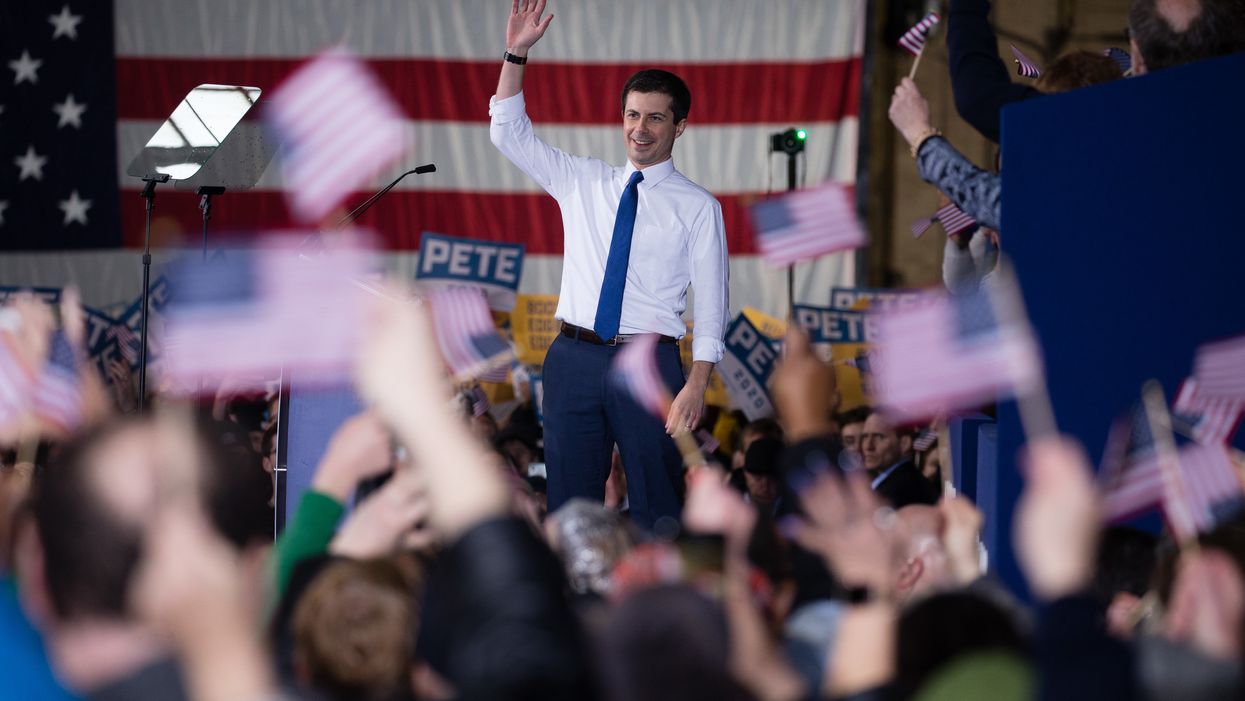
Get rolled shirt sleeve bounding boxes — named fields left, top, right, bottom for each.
left=489, top=91, right=579, bottom=200
left=689, top=199, right=729, bottom=363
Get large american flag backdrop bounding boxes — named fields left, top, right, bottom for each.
left=3, top=0, right=864, bottom=314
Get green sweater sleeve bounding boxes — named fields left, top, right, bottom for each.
left=270, top=490, right=345, bottom=598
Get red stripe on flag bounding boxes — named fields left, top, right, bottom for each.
left=116, top=57, right=861, bottom=125
left=119, top=189, right=835, bottom=255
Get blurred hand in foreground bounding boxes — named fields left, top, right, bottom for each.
left=792, top=470, right=896, bottom=598
left=771, top=325, right=836, bottom=442
left=1014, top=436, right=1100, bottom=600
left=312, top=411, right=394, bottom=502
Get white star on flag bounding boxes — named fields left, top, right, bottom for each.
left=52, top=94, right=86, bottom=129
left=9, top=50, right=42, bottom=85
left=14, top=145, right=48, bottom=181
left=58, top=190, right=91, bottom=225
left=0, top=201, right=7, bottom=227
left=48, top=5, right=84, bottom=40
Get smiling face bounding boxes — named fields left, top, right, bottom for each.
left=622, top=90, right=685, bottom=169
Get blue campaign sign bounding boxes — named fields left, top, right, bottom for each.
left=719, top=314, right=777, bottom=420
left=793, top=305, right=880, bottom=344
left=83, top=307, right=119, bottom=356
left=830, top=286, right=925, bottom=311
left=118, top=275, right=172, bottom=330
left=415, top=232, right=525, bottom=309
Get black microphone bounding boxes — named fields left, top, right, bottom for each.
left=333, top=163, right=437, bottom=228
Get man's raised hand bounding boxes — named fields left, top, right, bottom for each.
left=507, top=0, right=554, bottom=53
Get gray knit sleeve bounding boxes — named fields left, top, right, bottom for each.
left=916, top=136, right=1002, bottom=231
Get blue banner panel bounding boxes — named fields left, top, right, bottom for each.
left=993, top=52, right=1245, bottom=598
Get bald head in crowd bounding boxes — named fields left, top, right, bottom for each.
left=1129, top=0, right=1245, bottom=75
left=891, top=505, right=954, bottom=602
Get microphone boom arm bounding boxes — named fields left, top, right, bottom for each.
left=332, top=163, right=436, bottom=229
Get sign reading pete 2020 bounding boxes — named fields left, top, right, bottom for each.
left=415, top=232, right=525, bottom=310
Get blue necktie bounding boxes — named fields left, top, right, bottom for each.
left=593, top=169, right=644, bottom=340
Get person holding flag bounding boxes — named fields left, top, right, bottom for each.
left=488, top=0, right=729, bottom=527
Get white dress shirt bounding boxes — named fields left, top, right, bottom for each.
left=489, top=92, right=729, bottom=363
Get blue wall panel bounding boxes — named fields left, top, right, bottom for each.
left=990, top=52, right=1245, bottom=596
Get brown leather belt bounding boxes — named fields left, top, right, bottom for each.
left=560, top=322, right=678, bottom=346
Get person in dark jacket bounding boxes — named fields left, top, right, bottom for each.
left=860, top=412, right=939, bottom=508
left=946, top=0, right=1041, bottom=145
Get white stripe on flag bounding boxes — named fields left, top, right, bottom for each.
left=115, top=0, right=866, bottom=62
left=118, top=119, right=861, bottom=196
left=267, top=48, right=410, bottom=224
left=1194, top=335, right=1245, bottom=399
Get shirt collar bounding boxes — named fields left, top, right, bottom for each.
left=622, top=157, right=676, bottom=189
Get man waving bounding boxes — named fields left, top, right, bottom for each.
left=489, top=0, right=729, bottom=528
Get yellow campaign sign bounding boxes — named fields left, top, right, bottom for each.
left=742, top=306, right=787, bottom=339
left=830, top=344, right=871, bottom=410
left=704, top=369, right=731, bottom=408
left=510, top=294, right=560, bottom=366
left=792, top=303, right=880, bottom=411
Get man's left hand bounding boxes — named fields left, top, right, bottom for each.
left=666, top=380, right=705, bottom=436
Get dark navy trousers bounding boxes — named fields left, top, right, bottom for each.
left=542, top=332, right=686, bottom=529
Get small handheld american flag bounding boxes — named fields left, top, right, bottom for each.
left=34, top=330, right=83, bottom=432
left=1099, top=402, right=1164, bottom=523
left=910, top=216, right=935, bottom=239
left=428, top=287, right=515, bottom=384
left=266, top=47, right=411, bottom=224
left=0, top=334, right=36, bottom=430
left=1193, top=334, right=1245, bottom=399
left=467, top=386, right=491, bottom=417
left=873, top=278, right=1044, bottom=422
left=1172, top=378, right=1243, bottom=445
left=106, top=323, right=141, bottom=366
left=936, top=202, right=977, bottom=236
left=1100, top=398, right=1244, bottom=539
left=749, top=180, right=866, bottom=267
left=842, top=350, right=874, bottom=375
left=912, top=202, right=977, bottom=239
left=696, top=428, right=720, bottom=455
left=1009, top=44, right=1042, bottom=78
left=898, top=12, right=940, bottom=56
left=610, top=334, right=672, bottom=419
left=161, top=236, right=378, bottom=391
left=912, top=430, right=937, bottom=452
left=1178, top=443, right=1245, bottom=535
left=1103, top=48, right=1132, bottom=75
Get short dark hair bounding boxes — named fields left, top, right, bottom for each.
left=741, top=417, right=783, bottom=443
left=600, top=585, right=754, bottom=701
left=743, top=437, right=784, bottom=476
left=31, top=417, right=273, bottom=622
left=896, top=591, right=1027, bottom=696
left=32, top=421, right=146, bottom=621
left=621, top=69, right=692, bottom=123
left=1129, top=0, right=1245, bottom=72
left=836, top=406, right=873, bottom=428
left=198, top=419, right=275, bottom=548
left=1036, top=51, right=1124, bottom=92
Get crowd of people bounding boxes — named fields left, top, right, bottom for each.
left=3, top=0, right=1245, bottom=700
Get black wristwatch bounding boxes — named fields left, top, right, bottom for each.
left=503, top=50, right=528, bottom=65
